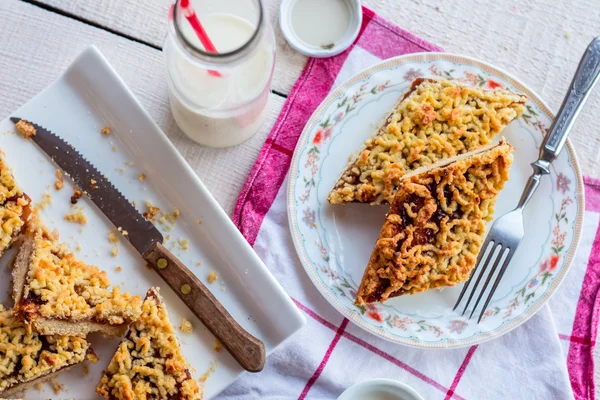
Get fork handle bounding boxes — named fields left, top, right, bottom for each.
left=518, top=37, right=600, bottom=210
left=537, top=36, right=600, bottom=166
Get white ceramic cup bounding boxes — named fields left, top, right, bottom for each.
left=337, top=378, right=425, bottom=400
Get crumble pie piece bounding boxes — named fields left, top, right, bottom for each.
left=12, top=217, right=142, bottom=337
left=15, top=120, right=36, bottom=139
left=0, top=305, right=96, bottom=398
left=356, top=141, right=514, bottom=304
left=328, top=78, right=526, bottom=205
left=96, top=288, right=202, bottom=400
left=0, top=155, right=31, bottom=256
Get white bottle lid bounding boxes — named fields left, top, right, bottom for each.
left=280, top=0, right=362, bottom=58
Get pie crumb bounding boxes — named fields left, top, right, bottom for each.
left=208, top=272, right=218, bottom=284
left=36, top=192, right=52, bottom=210
left=115, top=266, right=122, bottom=272
left=15, top=119, right=36, bottom=138
left=111, top=145, right=117, bottom=152
left=197, top=219, right=202, bottom=225
left=64, top=207, right=87, bottom=225
left=173, top=209, right=180, bottom=218
left=180, top=318, right=193, bottom=333
left=108, top=231, right=119, bottom=244
left=139, top=173, right=146, bottom=182
left=143, top=201, right=160, bottom=221
left=145, top=264, right=152, bottom=270
left=196, top=261, right=202, bottom=267
left=76, top=244, right=82, bottom=252
left=179, top=239, right=189, bottom=251
left=118, top=227, right=128, bottom=236
left=213, top=339, right=222, bottom=353
left=111, top=247, right=119, bottom=257
left=51, top=379, right=63, bottom=394
left=90, top=179, right=98, bottom=190
left=71, top=188, right=83, bottom=204
left=82, top=364, right=89, bottom=376
left=101, top=127, right=111, bottom=135
left=35, top=382, right=43, bottom=391
left=54, top=169, right=64, bottom=191
left=87, top=351, right=99, bottom=363
left=199, top=360, right=217, bottom=383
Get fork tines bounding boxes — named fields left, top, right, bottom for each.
left=453, top=238, right=518, bottom=323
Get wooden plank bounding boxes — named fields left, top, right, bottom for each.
left=33, top=0, right=307, bottom=95
left=0, top=0, right=284, bottom=216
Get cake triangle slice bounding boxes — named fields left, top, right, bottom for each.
left=12, top=216, right=142, bottom=337
left=0, top=304, right=97, bottom=398
left=96, top=287, right=202, bottom=400
left=328, top=78, right=526, bottom=205
left=355, top=140, right=514, bottom=304
left=0, top=153, right=31, bottom=256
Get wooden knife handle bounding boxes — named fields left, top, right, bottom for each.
left=143, top=242, right=265, bottom=372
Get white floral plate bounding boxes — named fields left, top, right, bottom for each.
left=287, top=53, right=584, bottom=348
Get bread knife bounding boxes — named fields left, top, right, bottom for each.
left=10, top=117, right=266, bottom=373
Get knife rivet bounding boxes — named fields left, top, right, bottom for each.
left=181, top=284, right=191, bottom=295
left=157, top=258, right=168, bottom=269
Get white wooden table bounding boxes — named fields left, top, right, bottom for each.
left=1, top=0, right=599, bottom=397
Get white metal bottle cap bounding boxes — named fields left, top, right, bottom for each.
left=279, top=0, right=362, bottom=58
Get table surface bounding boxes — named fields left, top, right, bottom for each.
left=2, top=0, right=599, bottom=397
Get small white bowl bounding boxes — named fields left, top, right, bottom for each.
left=279, top=0, right=362, bottom=58
left=337, top=379, right=425, bottom=400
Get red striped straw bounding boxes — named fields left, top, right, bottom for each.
left=179, top=0, right=222, bottom=77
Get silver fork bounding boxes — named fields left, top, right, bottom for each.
left=454, top=36, right=600, bottom=323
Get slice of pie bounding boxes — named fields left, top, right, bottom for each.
left=355, top=140, right=514, bottom=304
left=96, top=287, right=202, bottom=400
left=328, top=78, right=526, bottom=205
left=0, top=154, right=31, bottom=256
left=0, top=304, right=97, bottom=398
left=12, top=217, right=142, bottom=337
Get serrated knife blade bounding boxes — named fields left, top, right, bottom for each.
left=10, top=117, right=162, bottom=254
left=11, top=118, right=265, bottom=373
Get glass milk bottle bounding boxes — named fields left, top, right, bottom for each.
left=164, top=0, right=275, bottom=147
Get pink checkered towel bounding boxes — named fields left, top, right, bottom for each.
left=222, top=7, right=598, bottom=400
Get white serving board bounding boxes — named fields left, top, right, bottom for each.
left=0, top=46, right=305, bottom=399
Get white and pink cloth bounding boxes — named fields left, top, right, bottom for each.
left=220, top=7, right=598, bottom=399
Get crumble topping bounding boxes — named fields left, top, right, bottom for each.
left=15, top=220, right=142, bottom=327
left=54, top=169, right=64, bottom=191
left=179, top=239, right=189, bottom=251
left=101, top=127, right=111, bottom=136
left=356, top=142, right=514, bottom=304
left=328, top=78, right=526, bottom=205
left=108, top=232, right=119, bottom=244
left=213, top=339, right=222, bottom=353
left=0, top=158, right=30, bottom=256
left=70, top=188, right=83, bottom=204
left=139, top=173, right=146, bottom=182
left=51, top=378, right=63, bottom=394
left=15, top=120, right=36, bottom=139
left=0, top=305, right=93, bottom=394
left=96, top=288, right=202, bottom=400
left=173, top=209, right=180, bottom=218
left=207, top=272, right=217, bottom=284
left=64, top=206, right=87, bottom=225
left=143, top=201, right=160, bottom=221
left=180, top=318, right=193, bottom=333
left=199, top=361, right=216, bottom=384
left=36, top=192, right=52, bottom=210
